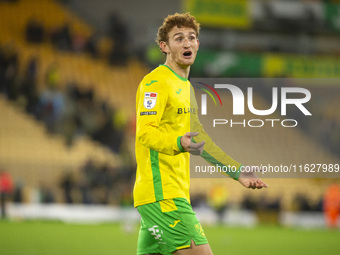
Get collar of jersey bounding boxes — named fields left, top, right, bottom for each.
left=160, top=64, right=188, bottom=82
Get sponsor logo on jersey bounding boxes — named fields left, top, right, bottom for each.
left=177, top=107, right=196, bottom=114
left=148, top=225, right=166, bottom=244
left=169, top=220, right=181, bottom=228
left=140, top=111, right=157, bottom=116
left=146, top=80, right=158, bottom=86
left=144, top=92, right=157, bottom=109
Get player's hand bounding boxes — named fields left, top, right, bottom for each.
left=238, top=166, right=268, bottom=189
left=180, top=132, right=205, bottom=155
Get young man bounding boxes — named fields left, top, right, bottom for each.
left=134, top=13, right=268, bottom=255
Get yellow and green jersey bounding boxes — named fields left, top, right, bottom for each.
left=134, top=65, right=242, bottom=207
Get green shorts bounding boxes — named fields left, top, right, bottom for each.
left=136, top=198, right=208, bottom=255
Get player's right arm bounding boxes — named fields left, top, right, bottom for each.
left=136, top=79, right=184, bottom=156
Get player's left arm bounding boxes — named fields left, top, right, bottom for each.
left=188, top=100, right=267, bottom=188
left=192, top=116, right=267, bottom=188
left=190, top=112, right=242, bottom=180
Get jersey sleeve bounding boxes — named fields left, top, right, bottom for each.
left=136, top=79, right=183, bottom=156
left=191, top=103, right=242, bottom=180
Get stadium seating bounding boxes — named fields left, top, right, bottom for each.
left=0, top=94, right=121, bottom=203
left=0, top=0, right=148, bottom=116
left=0, top=0, right=144, bottom=203
left=0, top=0, right=92, bottom=43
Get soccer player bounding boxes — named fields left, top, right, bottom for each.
left=134, top=13, right=268, bottom=255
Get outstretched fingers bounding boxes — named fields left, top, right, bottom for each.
left=247, top=179, right=268, bottom=189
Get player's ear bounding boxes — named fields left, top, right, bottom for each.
left=160, top=41, right=170, bottom=54
left=197, top=39, right=199, bottom=50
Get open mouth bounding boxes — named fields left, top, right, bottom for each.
left=183, top=51, right=192, bottom=57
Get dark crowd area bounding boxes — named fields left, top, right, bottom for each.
left=0, top=11, right=136, bottom=207
left=0, top=43, right=133, bottom=152
left=0, top=7, right=135, bottom=150
left=0, top=157, right=135, bottom=214
left=24, top=12, right=130, bottom=65
left=57, top=159, right=134, bottom=206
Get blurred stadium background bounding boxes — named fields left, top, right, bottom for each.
left=0, top=0, right=340, bottom=254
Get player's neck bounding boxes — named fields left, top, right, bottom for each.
left=164, top=60, right=190, bottom=79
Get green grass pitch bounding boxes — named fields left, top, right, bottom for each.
left=1, top=220, right=339, bottom=255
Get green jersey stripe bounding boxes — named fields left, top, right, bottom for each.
left=150, top=149, right=164, bottom=201
left=160, top=64, right=188, bottom=82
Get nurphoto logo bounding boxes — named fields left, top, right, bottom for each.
left=194, top=79, right=312, bottom=128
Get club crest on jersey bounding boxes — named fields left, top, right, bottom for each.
left=144, top=92, right=157, bottom=109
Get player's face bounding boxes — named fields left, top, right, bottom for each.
left=162, top=26, right=199, bottom=68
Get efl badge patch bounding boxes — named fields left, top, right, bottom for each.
left=144, top=92, right=157, bottom=109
